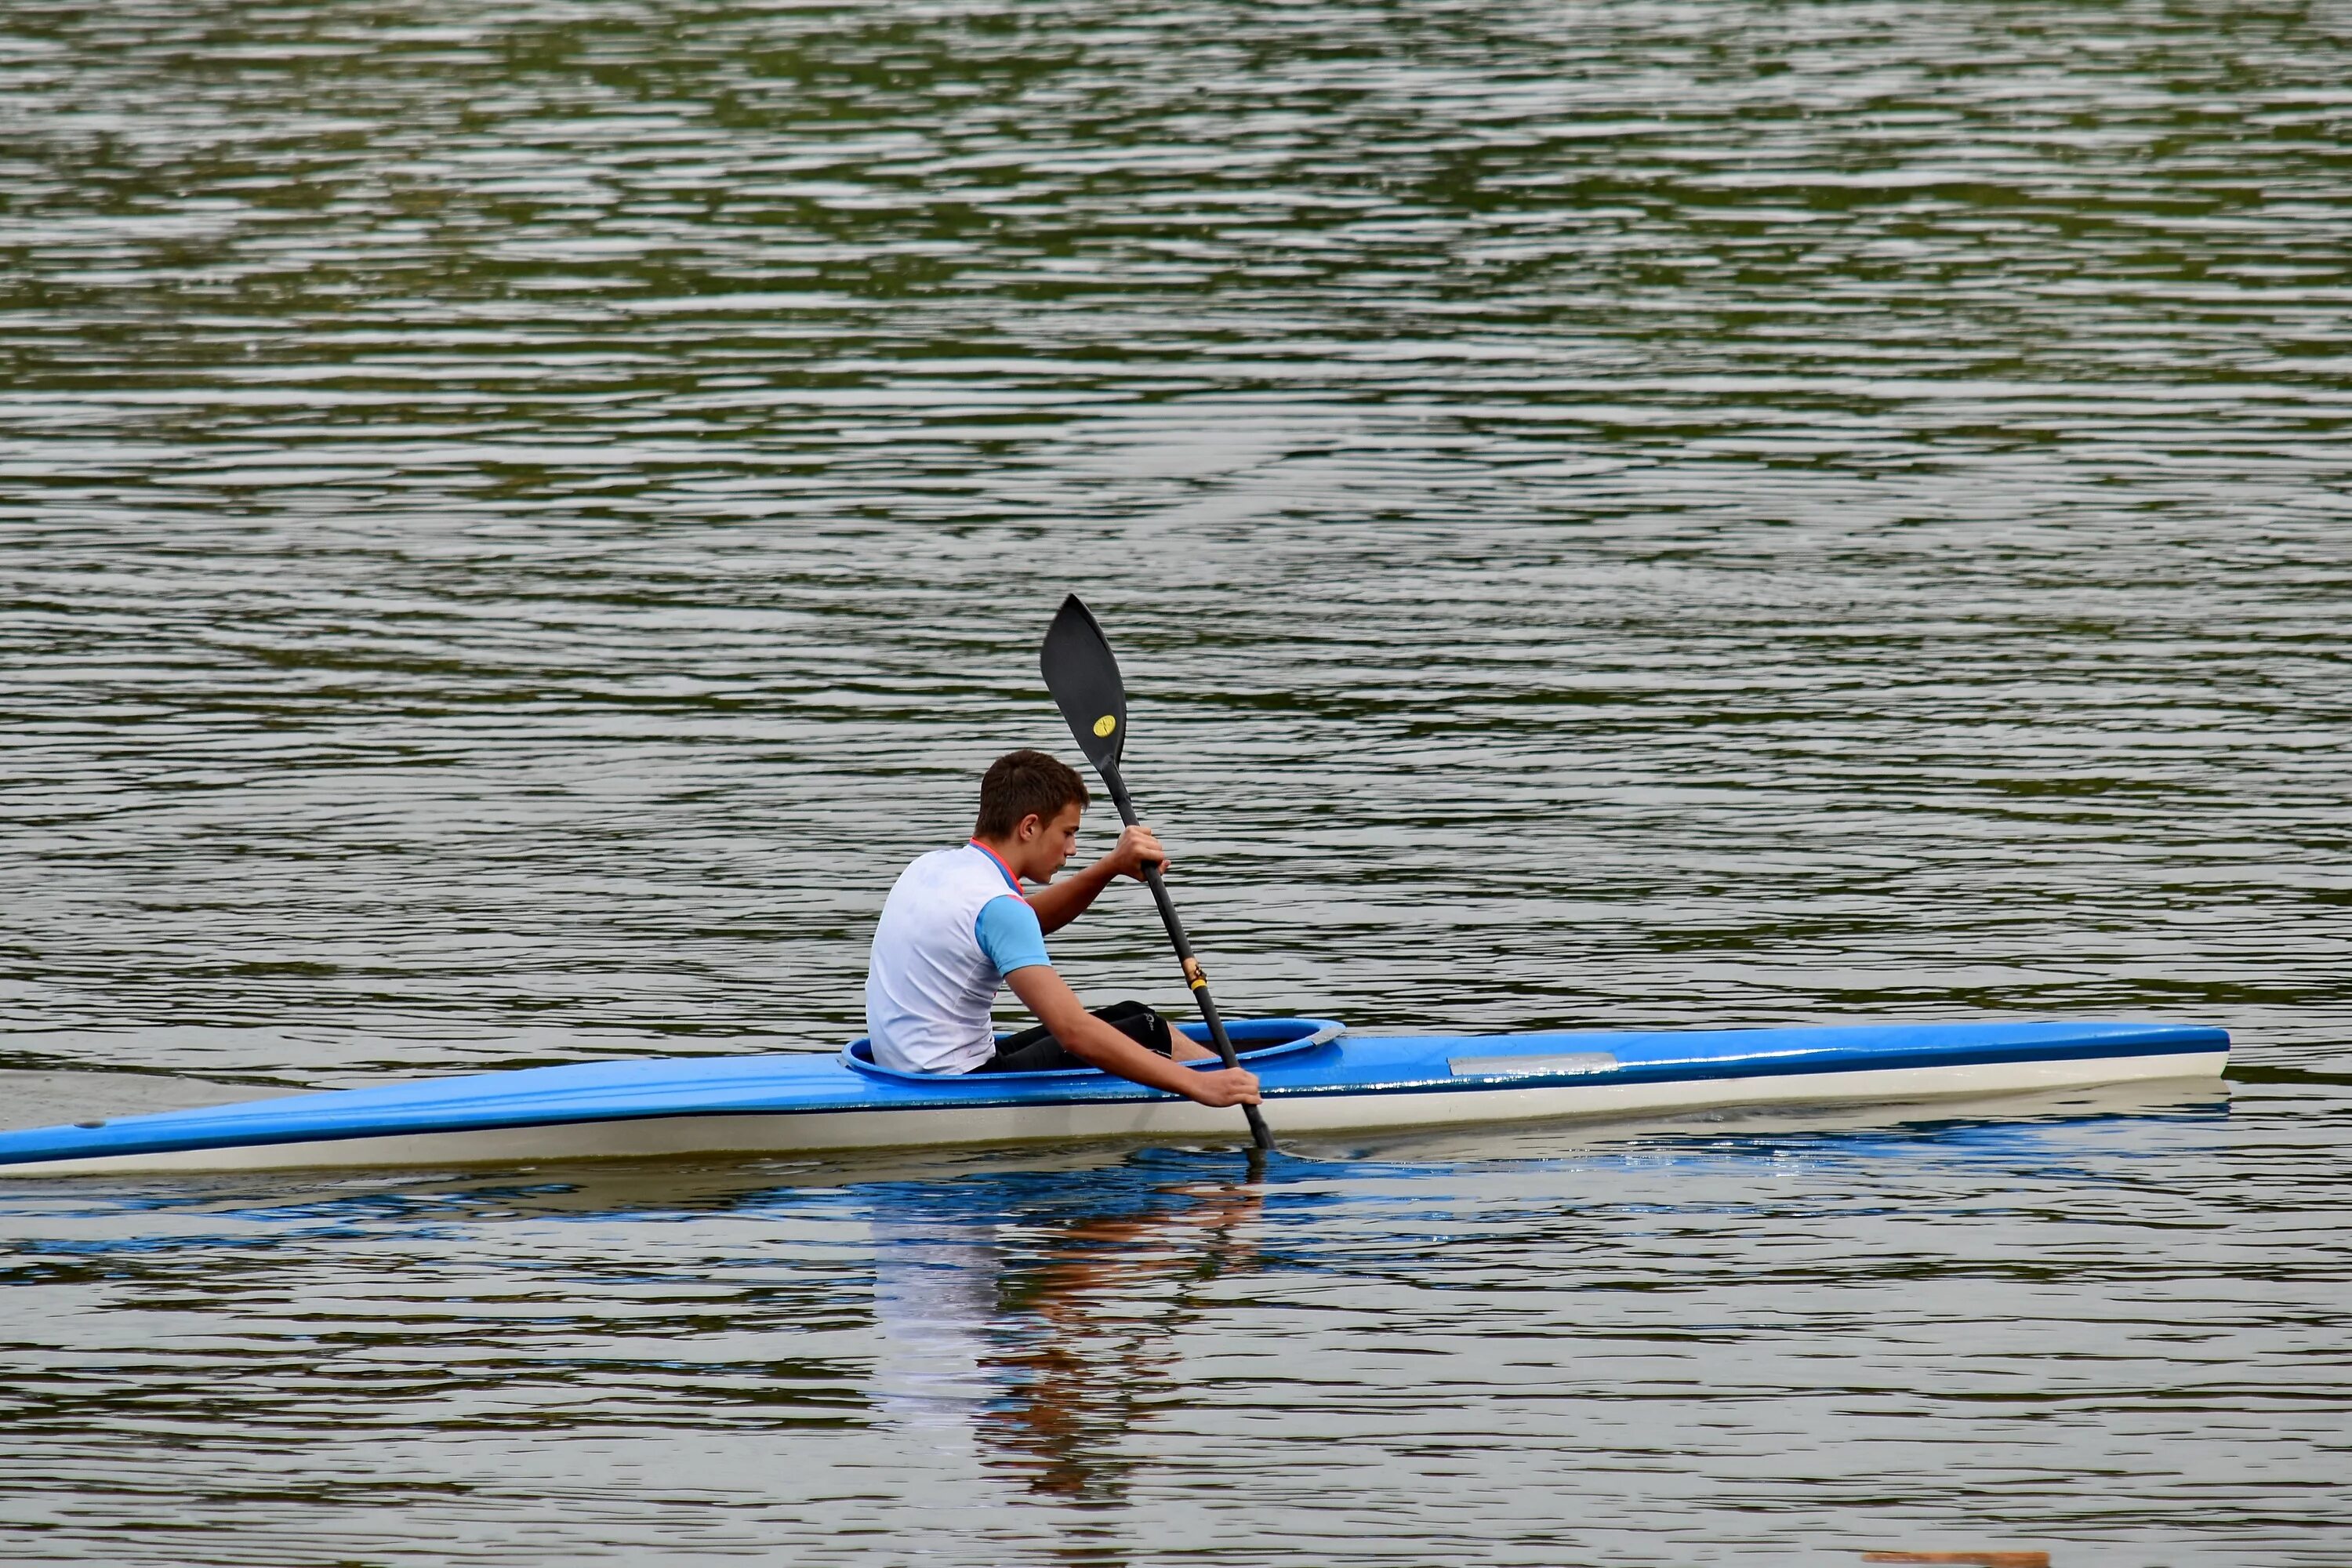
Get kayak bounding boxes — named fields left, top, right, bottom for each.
left=0, top=1015, right=2227, bottom=1176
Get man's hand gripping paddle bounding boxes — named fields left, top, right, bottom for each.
left=1040, top=594, right=1277, bottom=1155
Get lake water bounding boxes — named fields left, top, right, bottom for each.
left=2, top=0, right=2348, bottom=1561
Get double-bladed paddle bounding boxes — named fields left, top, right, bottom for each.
left=1040, top=594, right=1276, bottom=1153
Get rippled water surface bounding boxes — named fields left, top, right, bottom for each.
left=3, top=0, right=2349, bottom=1561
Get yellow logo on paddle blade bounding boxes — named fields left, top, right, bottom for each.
left=1092, top=714, right=1118, bottom=738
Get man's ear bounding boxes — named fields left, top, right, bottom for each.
left=1014, top=812, right=1042, bottom=843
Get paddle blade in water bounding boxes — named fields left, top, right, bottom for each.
left=1040, top=593, right=1128, bottom=771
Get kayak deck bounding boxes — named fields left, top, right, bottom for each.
left=0, top=1017, right=2229, bottom=1175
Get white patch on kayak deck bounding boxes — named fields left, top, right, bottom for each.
left=1448, top=1052, right=1619, bottom=1078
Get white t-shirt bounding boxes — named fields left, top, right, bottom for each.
left=865, top=843, right=1052, bottom=1073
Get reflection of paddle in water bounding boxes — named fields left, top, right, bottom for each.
left=866, top=1173, right=1264, bottom=1504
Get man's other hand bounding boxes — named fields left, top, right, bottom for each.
left=1108, top=823, right=1169, bottom=880
left=1188, top=1067, right=1260, bottom=1108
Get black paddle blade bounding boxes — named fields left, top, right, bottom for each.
left=1040, top=593, right=1128, bottom=771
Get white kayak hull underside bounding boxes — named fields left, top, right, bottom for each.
left=3, top=1047, right=2228, bottom=1177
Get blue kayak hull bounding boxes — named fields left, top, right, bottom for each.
left=0, top=1018, right=2229, bottom=1174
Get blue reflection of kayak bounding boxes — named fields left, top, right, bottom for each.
left=0, top=1016, right=2227, bottom=1176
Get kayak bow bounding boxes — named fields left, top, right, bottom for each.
left=0, top=1016, right=2227, bottom=1176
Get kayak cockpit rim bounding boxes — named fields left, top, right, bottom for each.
left=839, top=1016, right=1345, bottom=1083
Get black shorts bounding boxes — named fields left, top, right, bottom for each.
left=972, top=999, right=1174, bottom=1073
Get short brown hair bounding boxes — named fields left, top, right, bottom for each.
left=975, top=749, right=1090, bottom=837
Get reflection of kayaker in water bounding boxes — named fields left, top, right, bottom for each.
left=979, top=1178, right=1263, bottom=1501
left=864, top=749, right=1259, bottom=1107
left=868, top=1171, right=1265, bottom=1501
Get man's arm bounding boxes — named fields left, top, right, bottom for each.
left=1004, top=965, right=1258, bottom=1108
left=1026, top=823, right=1166, bottom=935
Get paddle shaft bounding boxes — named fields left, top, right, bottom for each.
left=1094, top=761, right=1276, bottom=1152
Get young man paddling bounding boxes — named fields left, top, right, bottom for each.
left=865, top=750, right=1261, bottom=1108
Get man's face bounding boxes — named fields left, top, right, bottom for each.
left=1016, top=800, right=1084, bottom=881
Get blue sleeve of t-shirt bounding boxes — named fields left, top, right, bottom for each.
left=975, top=895, right=1051, bottom=977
